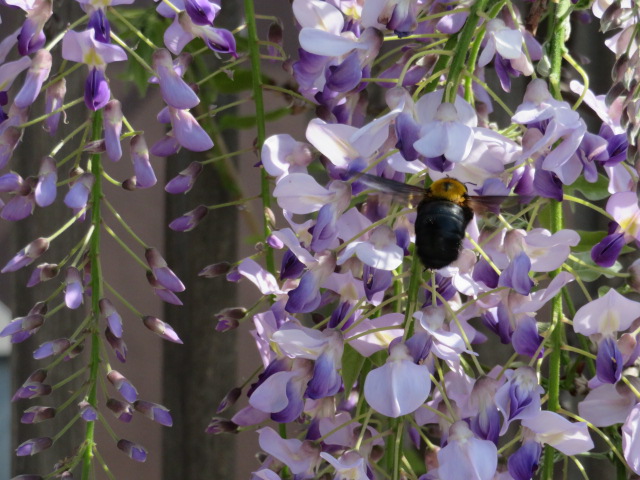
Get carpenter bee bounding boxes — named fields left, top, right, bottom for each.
left=354, top=173, right=506, bottom=269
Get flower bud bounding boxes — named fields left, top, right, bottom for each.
left=2, top=237, right=49, bottom=273
left=131, top=135, right=156, bottom=188
left=107, top=370, right=138, bottom=403
left=198, top=262, right=231, bottom=277
left=216, top=387, right=241, bottom=413
left=104, top=100, right=123, bottom=161
left=165, top=161, right=202, bottom=194
left=142, top=316, right=183, bottom=343
left=35, top=156, right=57, bottom=207
left=64, top=267, right=84, bottom=309
left=122, top=176, right=137, bottom=191
left=205, top=417, right=238, bottom=434
left=145, top=248, right=184, bottom=292
left=133, top=400, right=173, bottom=426
left=14, top=49, right=52, bottom=108
left=107, top=398, right=133, bottom=423
left=267, top=20, right=283, bottom=58
left=629, top=259, right=640, bottom=292
left=33, top=338, right=70, bottom=359
left=43, top=77, right=66, bottom=136
left=15, top=437, right=52, bottom=456
left=168, top=204, right=208, bottom=231
left=64, top=173, right=94, bottom=209
left=105, top=327, right=127, bottom=362
left=117, top=439, right=147, bottom=462
left=78, top=400, right=98, bottom=421
left=100, top=298, right=123, bottom=338
left=21, top=406, right=55, bottom=424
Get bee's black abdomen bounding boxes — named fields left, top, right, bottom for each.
left=415, top=200, right=473, bottom=269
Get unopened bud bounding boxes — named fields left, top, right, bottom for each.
left=107, top=370, right=138, bottom=403
left=629, top=259, right=640, bottom=292
left=205, top=417, right=238, bottom=434
left=168, top=204, right=208, bottom=232
left=122, top=177, right=137, bottom=190
left=142, top=316, right=183, bottom=344
left=117, top=439, right=147, bottom=462
left=21, top=406, right=55, bottom=424
left=107, top=398, right=134, bottom=423
left=216, top=387, right=241, bottom=413
left=199, top=262, right=231, bottom=277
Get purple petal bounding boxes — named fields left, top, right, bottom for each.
left=44, top=78, right=66, bottom=135
left=142, top=316, right=183, bottom=343
left=153, top=49, right=199, bottom=109
left=508, top=441, right=542, bottom=480
left=1, top=195, right=35, bottom=221
left=183, top=0, right=220, bottom=25
left=84, top=67, right=110, bottom=111
left=104, top=100, right=123, bottom=161
left=165, top=161, right=202, bottom=194
left=18, top=20, right=46, bottom=56
left=363, top=344, right=431, bottom=418
left=498, top=252, right=534, bottom=295
left=64, top=174, right=94, bottom=209
left=35, top=157, right=57, bottom=207
left=596, top=337, right=623, bottom=384
left=117, top=439, right=147, bottom=462
left=591, top=231, right=625, bottom=267
left=14, top=49, right=52, bottom=108
left=168, top=107, right=213, bottom=152
left=512, top=317, right=543, bottom=358
left=88, top=9, right=111, bottom=43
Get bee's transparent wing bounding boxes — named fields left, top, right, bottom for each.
left=353, top=173, right=425, bottom=207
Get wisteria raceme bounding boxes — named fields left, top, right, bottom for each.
left=0, top=0, right=241, bottom=476
left=204, top=0, right=640, bottom=479
left=0, top=0, right=640, bottom=478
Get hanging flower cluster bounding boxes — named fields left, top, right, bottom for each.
left=0, top=0, right=236, bottom=476
left=199, top=0, right=640, bottom=479
left=1, top=0, right=640, bottom=477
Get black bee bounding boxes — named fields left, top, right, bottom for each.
left=355, top=173, right=505, bottom=269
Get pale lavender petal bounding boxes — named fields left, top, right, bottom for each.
left=623, top=404, right=640, bottom=474
left=64, top=267, right=83, bottom=309
left=35, top=156, right=57, bottom=207
left=104, top=100, right=123, bottom=161
left=14, top=49, right=52, bottom=108
left=364, top=344, right=431, bottom=418
left=168, top=107, right=213, bottom=152
left=84, top=67, right=110, bottom=111
left=153, top=49, right=199, bottom=109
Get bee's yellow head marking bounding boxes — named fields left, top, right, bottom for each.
left=428, top=178, right=468, bottom=204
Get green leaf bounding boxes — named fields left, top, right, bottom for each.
left=569, top=174, right=610, bottom=201
left=573, top=230, right=607, bottom=252
left=566, top=251, right=622, bottom=282
left=341, top=344, right=366, bottom=394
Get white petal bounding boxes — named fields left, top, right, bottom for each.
left=494, top=29, right=524, bottom=59
left=306, top=118, right=359, bottom=167
left=299, top=28, right=361, bottom=56
left=364, top=358, right=431, bottom=417
left=273, top=173, right=332, bottom=214
left=292, top=0, right=343, bottom=33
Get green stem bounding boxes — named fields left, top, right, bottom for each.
left=81, top=110, right=104, bottom=480
left=17, top=97, right=84, bottom=129
left=244, top=0, right=275, bottom=275
left=108, top=7, right=158, bottom=49
left=543, top=4, right=570, bottom=478
left=444, top=0, right=488, bottom=102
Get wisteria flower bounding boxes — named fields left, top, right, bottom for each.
left=363, top=342, right=431, bottom=417
left=61, top=28, right=127, bottom=110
